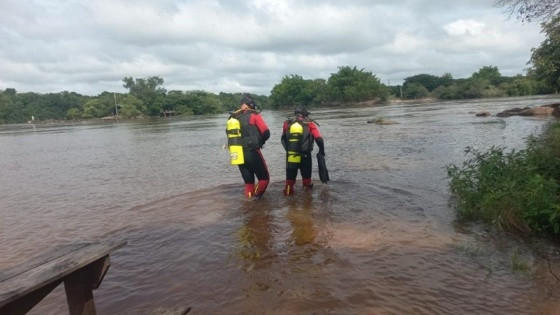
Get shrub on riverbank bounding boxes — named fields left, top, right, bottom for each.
left=447, top=121, right=560, bottom=236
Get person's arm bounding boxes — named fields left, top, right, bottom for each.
left=261, top=130, right=270, bottom=145
left=280, top=121, right=288, bottom=151
left=252, top=114, right=270, bottom=147
left=309, top=123, right=325, bottom=155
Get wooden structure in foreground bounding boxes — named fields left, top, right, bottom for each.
left=0, top=240, right=126, bottom=315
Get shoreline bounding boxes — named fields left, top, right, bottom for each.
left=2, top=95, right=559, bottom=127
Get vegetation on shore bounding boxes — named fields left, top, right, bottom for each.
left=443, top=2, right=560, bottom=241
left=0, top=63, right=557, bottom=124
left=447, top=121, right=560, bottom=237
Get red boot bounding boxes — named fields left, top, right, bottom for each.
left=283, top=179, right=295, bottom=196
left=244, top=183, right=255, bottom=198
left=253, top=179, right=269, bottom=200
left=302, top=178, right=313, bottom=190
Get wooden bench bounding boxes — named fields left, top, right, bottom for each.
left=0, top=240, right=126, bottom=315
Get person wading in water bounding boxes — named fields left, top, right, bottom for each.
left=226, top=94, right=270, bottom=200
left=280, top=105, right=325, bottom=195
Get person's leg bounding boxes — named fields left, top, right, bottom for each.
left=300, top=154, right=313, bottom=189
left=284, top=167, right=297, bottom=196
left=238, top=162, right=255, bottom=198
left=252, top=149, right=270, bottom=198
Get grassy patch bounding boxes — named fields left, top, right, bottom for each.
left=511, top=250, right=530, bottom=274
left=447, top=121, right=560, bottom=237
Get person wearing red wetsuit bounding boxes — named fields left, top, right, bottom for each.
left=230, top=95, right=270, bottom=200
left=281, top=105, right=325, bottom=195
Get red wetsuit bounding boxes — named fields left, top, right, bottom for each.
left=281, top=115, right=324, bottom=195
left=233, top=110, right=270, bottom=199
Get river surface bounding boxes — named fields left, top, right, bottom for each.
left=2, top=96, right=560, bottom=314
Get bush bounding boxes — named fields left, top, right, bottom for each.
left=432, top=84, right=459, bottom=99
left=457, top=78, right=487, bottom=99
left=481, top=85, right=506, bottom=98
left=402, top=83, right=429, bottom=99
left=447, top=122, right=560, bottom=236
left=500, top=78, right=536, bottom=96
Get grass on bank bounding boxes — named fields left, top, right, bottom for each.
left=447, top=121, right=560, bottom=237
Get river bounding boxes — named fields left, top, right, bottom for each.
left=1, top=96, right=560, bottom=314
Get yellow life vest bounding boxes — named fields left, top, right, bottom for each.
left=287, top=121, right=303, bottom=163
left=226, top=117, right=244, bottom=165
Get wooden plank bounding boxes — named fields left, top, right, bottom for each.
left=0, top=243, right=89, bottom=282
left=0, top=240, right=126, bottom=308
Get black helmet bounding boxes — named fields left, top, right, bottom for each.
left=240, top=94, right=257, bottom=109
left=294, top=105, right=309, bottom=117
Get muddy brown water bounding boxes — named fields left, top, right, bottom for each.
left=2, top=96, right=560, bottom=314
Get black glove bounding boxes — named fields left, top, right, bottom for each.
left=315, top=137, right=325, bottom=156
left=281, top=134, right=287, bottom=151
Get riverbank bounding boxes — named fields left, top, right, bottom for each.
left=447, top=120, right=560, bottom=236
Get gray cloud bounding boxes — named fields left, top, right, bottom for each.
left=0, top=0, right=544, bottom=96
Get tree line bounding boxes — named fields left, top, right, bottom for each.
left=1, top=14, right=558, bottom=124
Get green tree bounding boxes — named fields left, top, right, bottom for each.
left=218, top=92, right=243, bottom=112
left=528, top=16, right=560, bottom=93
left=403, top=74, right=442, bottom=92
left=66, top=108, right=82, bottom=119
left=440, top=73, right=455, bottom=87
left=81, top=99, right=111, bottom=119
left=118, top=94, right=144, bottom=118
left=123, top=76, right=167, bottom=116
left=458, top=78, right=488, bottom=99
left=402, top=83, right=429, bottom=99
left=500, top=76, right=536, bottom=96
left=402, top=73, right=455, bottom=93
left=188, top=91, right=222, bottom=115
left=308, top=78, right=328, bottom=105
left=18, top=92, right=48, bottom=120
left=0, top=90, right=26, bottom=123
left=432, top=84, right=460, bottom=99
left=169, top=90, right=222, bottom=115
left=471, top=66, right=504, bottom=86
left=326, top=66, right=388, bottom=103
left=270, top=75, right=312, bottom=109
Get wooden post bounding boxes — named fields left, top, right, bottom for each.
left=89, top=256, right=111, bottom=290
left=64, top=268, right=96, bottom=315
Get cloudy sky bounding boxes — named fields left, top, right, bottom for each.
left=0, top=0, right=545, bottom=96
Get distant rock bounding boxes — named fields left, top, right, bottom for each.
left=475, top=111, right=491, bottom=117
left=496, top=103, right=560, bottom=117
left=367, top=117, right=398, bottom=125
left=496, top=107, right=530, bottom=117
left=519, top=106, right=555, bottom=116
left=520, top=103, right=560, bottom=116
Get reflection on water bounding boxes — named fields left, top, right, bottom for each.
left=2, top=96, right=560, bottom=314
left=287, top=195, right=317, bottom=247
left=236, top=203, right=276, bottom=272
